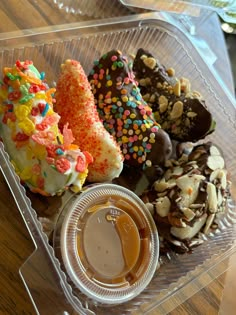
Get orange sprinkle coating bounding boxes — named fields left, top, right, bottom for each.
left=55, top=60, right=123, bottom=182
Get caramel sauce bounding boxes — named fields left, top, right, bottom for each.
left=76, top=195, right=152, bottom=287
left=116, top=213, right=140, bottom=271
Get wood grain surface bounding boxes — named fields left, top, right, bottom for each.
left=0, top=1, right=235, bottom=314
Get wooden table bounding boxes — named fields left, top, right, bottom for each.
left=0, top=1, right=235, bottom=314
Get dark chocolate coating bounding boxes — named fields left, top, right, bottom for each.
left=133, top=48, right=215, bottom=142
left=141, top=142, right=230, bottom=253
left=88, top=49, right=172, bottom=169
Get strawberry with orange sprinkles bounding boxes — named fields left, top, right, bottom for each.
left=55, top=59, right=123, bottom=182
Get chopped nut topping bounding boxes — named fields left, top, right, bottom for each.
left=167, top=67, right=175, bottom=77
left=192, top=90, right=202, bottom=99
left=185, top=117, right=190, bottom=127
left=139, top=78, right=147, bottom=86
left=175, top=118, right=182, bottom=126
left=140, top=54, right=147, bottom=60
left=143, top=93, right=150, bottom=102
left=180, top=77, right=191, bottom=94
left=145, top=77, right=151, bottom=85
left=187, top=111, right=197, bottom=118
left=173, top=80, right=181, bottom=97
left=170, top=101, right=183, bottom=120
left=143, top=57, right=157, bottom=69
left=129, top=53, right=136, bottom=60
left=159, top=95, right=168, bottom=113
left=149, top=94, right=156, bottom=103
left=154, top=111, right=161, bottom=121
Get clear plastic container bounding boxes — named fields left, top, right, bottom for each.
left=0, top=12, right=236, bottom=315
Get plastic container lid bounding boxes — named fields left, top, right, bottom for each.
left=53, top=183, right=159, bottom=305
left=120, top=0, right=236, bottom=23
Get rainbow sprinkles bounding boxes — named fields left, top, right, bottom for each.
left=0, top=60, right=92, bottom=196
left=88, top=50, right=172, bottom=170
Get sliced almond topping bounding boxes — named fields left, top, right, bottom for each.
left=209, top=169, right=227, bottom=189
left=217, top=190, right=223, bottom=207
left=207, top=182, right=218, bottom=213
left=209, top=169, right=221, bottom=182
left=155, top=196, right=171, bottom=217
left=188, top=238, right=204, bottom=248
left=164, top=160, right=173, bottom=168
left=170, top=213, right=207, bottom=240
left=145, top=202, right=155, bottom=216
left=164, top=169, right=172, bottom=181
left=203, top=213, right=215, bottom=234
left=154, top=180, right=169, bottom=192
left=207, top=155, right=225, bottom=170
left=186, top=160, right=198, bottom=166
left=181, top=207, right=195, bottom=221
left=209, top=145, right=221, bottom=156
left=168, top=214, right=187, bottom=228
left=172, top=166, right=184, bottom=176
left=190, top=203, right=205, bottom=209
left=157, top=191, right=168, bottom=198
left=188, top=148, right=206, bottom=161
left=218, top=169, right=227, bottom=189
left=169, top=239, right=186, bottom=248
left=176, top=174, right=205, bottom=207
left=178, top=153, right=189, bottom=163
left=167, top=178, right=177, bottom=189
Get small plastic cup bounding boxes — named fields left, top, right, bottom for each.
left=53, top=183, right=159, bottom=304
